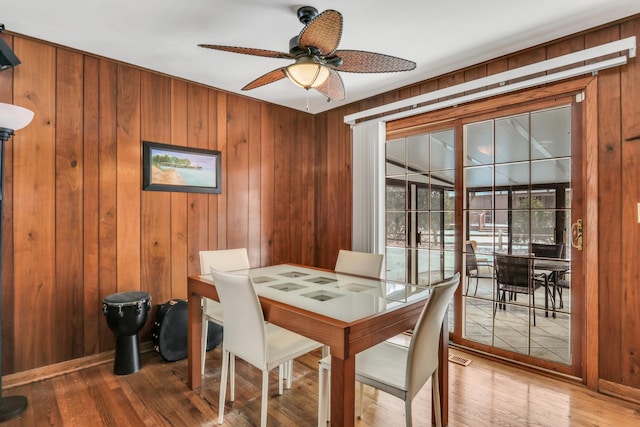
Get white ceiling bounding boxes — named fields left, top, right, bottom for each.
left=2, top=0, right=640, bottom=114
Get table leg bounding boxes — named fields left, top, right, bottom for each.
left=187, top=293, right=203, bottom=389
left=330, top=354, right=355, bottom=427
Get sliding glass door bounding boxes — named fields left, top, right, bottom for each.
left=383, top=93, right=583, bottom=376
left=462, top=103, right=575, bottom=367
left=385, top=128, right=456, bottom=285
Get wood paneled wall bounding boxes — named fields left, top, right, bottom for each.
left=314, top=15, right=640, bottom=395
left=1, top=34, right=317, bottom=373
left=2, top=13, right=640, bottom=400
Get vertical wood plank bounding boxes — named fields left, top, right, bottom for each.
left=116, top=64, right=141, bottom=293
left=206, top=90, right=219, bottom=254
left=273, top=108, right=292, bottom=264
left=486, top=59, right=508, bottom=90
left=507, top=46, right=546, bottom=83
left=226, top=95, right=250, bottom=250
left=216, top=93, right=228, bottom=251
left=546, top=35, right=585, bottom=71
left=170, top=80, right=188, bottom=297
left=83, top=56, right=101, bottom=356
left=438, top=71, right=465, bottom=101
left=582, top=78, right=599, bottom=388
left=288, top=113, right=302, bottom=264
left=186, top=84, right=209, bottom=276
left=55, top=49, right=85, bottom=362
left=463, top=65, right=487, bottom=95
left=12, top=38, right=56, bottom=370
left=260, top=104, right=275, bottom=267
left=324, top=109, right=342, bottom=267
left=301, top=113, right=316, bottom=266
left=140, top=72, right=172, bottom=309
left=314, top=111, right=329, bottom=268
left=248, top=100, right=262, bottom=266
left=339, top=109, right=352, bottom=256
left=97, top=58, right=118, bottom=352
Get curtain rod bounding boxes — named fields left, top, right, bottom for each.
left=344, top=36, right=636, bottom=125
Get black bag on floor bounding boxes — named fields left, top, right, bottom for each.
left=152, top=299, right=223, bottom=362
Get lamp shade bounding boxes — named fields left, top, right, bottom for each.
left=285, top=57, right=330, bottom=89
left=0, top=102, right=34, bottom=132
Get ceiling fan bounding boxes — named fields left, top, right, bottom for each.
left=199, top=6, right=416, bottom=102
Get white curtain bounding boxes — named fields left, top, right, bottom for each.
left=351, top=119, right=386, bottom=257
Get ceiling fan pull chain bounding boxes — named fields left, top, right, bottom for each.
left=306, top=91, right=310, bottom=111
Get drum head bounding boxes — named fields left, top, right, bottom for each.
left=104, top=291, right=150, bottom=306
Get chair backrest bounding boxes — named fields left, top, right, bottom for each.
left=209, top=268, right=267, bottom=369
left=531, top=243, right=564, bottom=259
left=406, top=272, right=459, bottom=399
left=199, top=248, right=250, bottom=275
left=495, top=254, right=532, bottom=290
left=465, top=241, right=478, bottom=272
left=334, top=249, right=384, bottom=278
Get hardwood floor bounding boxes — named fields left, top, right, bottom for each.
left=2, top=345, right=640, bottom=426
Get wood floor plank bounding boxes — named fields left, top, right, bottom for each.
left=2, top=347, right=640, bottom=426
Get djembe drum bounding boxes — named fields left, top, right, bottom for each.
left=103, top=291, right=151, bottom=375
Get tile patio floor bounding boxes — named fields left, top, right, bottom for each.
left=449, top=277, right=571, bottom=365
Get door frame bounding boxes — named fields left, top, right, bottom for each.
left=386, top=76, right=599, bottom=385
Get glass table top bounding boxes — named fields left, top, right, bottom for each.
left=198, top=264, right=434, bottom=323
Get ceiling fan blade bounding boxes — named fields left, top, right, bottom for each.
left=329, top=50, right=416, bottom=73
left=314, top=69, right=345, bottom=101
left=199, top=44, right=293, bottom=59
left=298, top=10, right=343, bottom=56
left=242, top=68, right=287, bottom=91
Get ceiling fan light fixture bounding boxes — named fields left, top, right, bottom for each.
left=285, top=57, right=330, bottom=89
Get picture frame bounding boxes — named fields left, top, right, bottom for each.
left=142, top=141, right=222, bottom=194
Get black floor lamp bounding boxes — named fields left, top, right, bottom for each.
left=0, top=103, right=34, bottom=421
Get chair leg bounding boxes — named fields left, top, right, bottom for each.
left=201, top=317, right=209, bottom=376
left=558, top=287, right=564, bottom=308
left=278, top=360, right=293, bottom=392
left=358, top=381, right=364, bottom=419
left=432, top=370, right=442, bottom=427
left=286, top=360, right=293, bottom=389
left=261, top=370, right=269, bottom=427
left=218, top=349, right=229, bottom=425
left=278, top=364, right=284, bottom=395
left=404, top=397, right=413, bottom=427
left=230, top=354, right=235, bottom=401
left=494, top=290, right=506, bottom=314
left=321, top=345, right=330, bottom=358
left=473, top=276, right=479, bottom=296
left=318, top=362, right=330, bottom=427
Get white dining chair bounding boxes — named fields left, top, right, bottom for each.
left=330, top=249, right=385, bottom=358
left=199, top=248, right=250, bottom=376
left=211, top=267, right=323, bottom=427
left=334, top=249, right=384, bottom=278
left=318, top=273, right=460, bottom=427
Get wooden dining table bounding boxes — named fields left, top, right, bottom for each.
left=186, top=264, right=449, bottom=427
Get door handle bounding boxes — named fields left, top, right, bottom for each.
left=571, top=219, right=583, bottom=251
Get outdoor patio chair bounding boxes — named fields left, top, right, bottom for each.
left=494, top=254, right=548, bottom=326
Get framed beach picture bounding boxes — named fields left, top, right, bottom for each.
left=142, top=141, right=222, bottom=194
